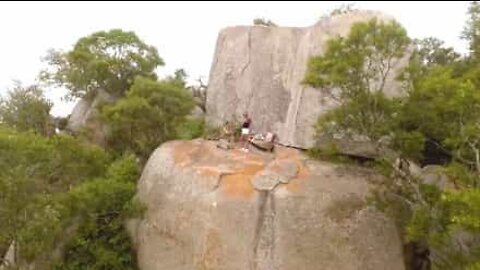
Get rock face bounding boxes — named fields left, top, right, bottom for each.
left=206, top=11, right=409, bottom=149
left=67, top=90, right=116, bottom=145
left=0, top=241, right=15, bottom=270
left=133, top=139, right=405, bottom=270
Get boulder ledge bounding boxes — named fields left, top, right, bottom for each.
left=133, top=139, right=405, bottom=270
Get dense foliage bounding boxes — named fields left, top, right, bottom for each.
left=0, top=127, right=142, bottom=269
left=0, top=83, right=54, bottom=136
left=41, top=29, right=163, bottom=100
left=4, top=3, right=480, bottom=269
left=0, top=26, right=200, bottom=269
left=101, top=76, right=194, bottom=161
left=305, top=4, right=480, bottom=269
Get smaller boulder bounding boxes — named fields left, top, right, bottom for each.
left=251, top=159, right=298, bottom=190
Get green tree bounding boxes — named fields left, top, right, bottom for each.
left=49, top=155, right=141, bottom=270
left=0, top=127, right=143, bottom=269
left=412, top=37, right=460, bottom=67
left=177, top=117, right=206, bottom=140
left=304, top=18, right=409, bottom=143
left=319, top=3, right=357, bottom=21
left=381, top=64, right=480, bottom=268
left=41, top=29, right=163, bottom=100
left=330, top=3, right=357, bottom=16
left=14, top=154, right=141, bottom=270
left=253, top=18, right=277, bottom=27
left=0, top=83, right=53, bottom=136
left=305, top=15, right=480, bottom=269
left=399, top=37, right=461, bottom=98
left=397, top=66, right=480, bottom=165
left=101, top=76, right=194, bottom=161
left=460, top=1, right=480, bottom=89
left=0, top=128, right=110, bottom=267
left=462, top=1, right=480, bottom=61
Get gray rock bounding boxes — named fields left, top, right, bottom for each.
left=0, top=241, right=15, bottom=270
left=133, top=139, right=405, bottom=270
left=252, top=159, right=299, bottom=190
left=206, top=10, right=410, bottom=150
left=419, top=165, right=452, bottom=190
left=268, top=159, right=298, bottom=181
left=67, top=89, right=117, bottom=146
left=251, top=171, right=282, bottom=191
left=67, top=98, right=91, bottom=133
left=190, top=106, right=205, bottom=118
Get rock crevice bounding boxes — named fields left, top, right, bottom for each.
left=252, top=191, right=276, bottom=270
left=206, top=10, right=409, bottom=149
left=134, top=140, right=406, bottom=270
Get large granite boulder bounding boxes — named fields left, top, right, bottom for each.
left=132, top=139, right=406, bottom=270
left=206, top=10, right=410, bottom=149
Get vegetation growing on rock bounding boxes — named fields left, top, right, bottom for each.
left=305, top=3, right=480, bottom=268
left=1, top=3, right=479, bottom=269
left=0, top=27, right=200, bottom=269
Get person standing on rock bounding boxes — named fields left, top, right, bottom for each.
left=240, top=112, right=252, bottom=152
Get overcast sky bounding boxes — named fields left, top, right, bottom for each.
left=0, top=1, right=471, bottom=116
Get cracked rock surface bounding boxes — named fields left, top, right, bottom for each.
left=133, top=139, right=405, bottom=270
left=206, top=10, right=410, bottom=150
left=251, top=159, right=298, bottom=191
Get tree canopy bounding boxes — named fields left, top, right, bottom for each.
left=4, top=3, right=480, bottom=269
left=304, top=18, right=409, bottom=142
left=0, top=27, right=194, bottom=270
left=253, top=17, right=277, bottom=27
left=462, top=1, right=480, bottom=62
left=101, top=76, right=194, bottom=161
left=0, top=83, right=54, bottom=136
left=41, top=29, right=163, bottom=100
left=305, top=8, right=480, bottom=269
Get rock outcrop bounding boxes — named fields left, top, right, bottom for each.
left=133, top=139, right=405, bottom=270
left=67, top=90, right=116, bottom=146
left=206, top=10, right=410, bottom=149
left=0, top=241, right=15, bottom=270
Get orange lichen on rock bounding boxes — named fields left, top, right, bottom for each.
left=219, top=163, right=265, bottom=199
left=268, top=162, right=286, bottom=174
left=296, top=162, right=310, bottom=179
left=275, top=146, right=301, bottom=160
left=195, top=166, right=223, bottom=178
left=286, top=161, right=311, bottom=192
left=229, top=149, right=267, bottom=165
left=170, top=139, right=314, bottom=197
left=173, top=141, right=199, bottom=167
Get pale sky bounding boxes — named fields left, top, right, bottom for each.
left=0, top=1, right=471, bottom=117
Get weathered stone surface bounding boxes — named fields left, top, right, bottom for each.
left=0, top=241, right=15, bottom=270
left=190, top=106, right=205, bottom=118
left=206, top=10, right=409, bottom=149
left=252, top=159, right=298, bottom=190
left=251, top=171, right=282, bottom=191
left=67, top=90, right=117, bottom=146
left=67, top=98, right=90, bottom=133
left=419, top=165, right=453, bottom=190
left=134, top=139, right=405, bottom=270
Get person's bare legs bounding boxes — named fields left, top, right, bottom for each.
left=243, top=136, right=250, bottom=152
left=239, top=134, right=248, bottom=152
left=240, top=134, right=245, bottom=151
